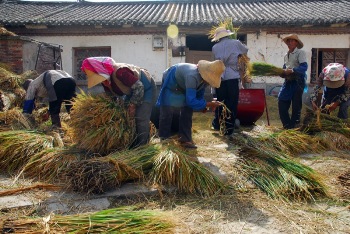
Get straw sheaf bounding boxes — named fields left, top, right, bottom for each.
left=67, top=92, right=136, bottom=155
left=0, top=130, right=54, bottom=173
left=66, top=157, right=141, bottom=194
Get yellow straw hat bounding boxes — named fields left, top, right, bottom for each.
left=198, top=60, right=225, bottom=88
left=85, top=69, right=108, bottom=88
left=282, top=34, right=304, bottom=49
left=211, top=27, right=235, bottom=42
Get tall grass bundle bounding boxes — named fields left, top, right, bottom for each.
left=66, top=157, right=141, bottom=194
left=0, top=130, right=54, bottom=173
left=67, top=92, right=135, bottom=155
left=237, top=140, right=328, bottom=201
left=2, top=207, right=175, bottom=233
left=21, top=148, right=82, bottom=183
left=248, top=62, right=284, bottom=77
left=149, top=144, right=226, bottom=196
left=109, top=144, right=160, bottom=174
left=257, top=129, right=326, bottom=155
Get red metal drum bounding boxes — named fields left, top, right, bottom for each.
left=237, top=89, right=266, bottom=125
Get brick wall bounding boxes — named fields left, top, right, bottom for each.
left=0, top=37, right=24, bottom=74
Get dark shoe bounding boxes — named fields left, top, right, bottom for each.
left=180, top=141, right=197, bottom=149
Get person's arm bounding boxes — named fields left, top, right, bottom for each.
left=185, top=88, right=206, bottom=111
left=129, top=80, right=144, bottom=105
left=114, top=67, right=142, bottom=104
left=293, top=62, right=308, bottom=74
left=338, top=69, right=350, bottom=104
left=23, top=74, right=44, bottom=113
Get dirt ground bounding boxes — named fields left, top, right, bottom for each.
left=1, top=96, right=350, bottom=233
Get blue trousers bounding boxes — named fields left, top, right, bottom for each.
left=278, top=85, right=303, bottom=129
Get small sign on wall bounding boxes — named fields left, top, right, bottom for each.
left=152, top=36, right=164, bottom=50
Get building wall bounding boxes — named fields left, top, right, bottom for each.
left=0, top=37, right=23, bottom=74
left=31, top=32, right=350, bottom=85
left=31, top=34, right=169, bottom=83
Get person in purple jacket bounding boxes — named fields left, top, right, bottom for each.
left=211, top=27, right=249, bottom=136
left=310, top=63, right=350, bottom=119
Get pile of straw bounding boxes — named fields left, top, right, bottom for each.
left=2, top=207, right=175, bottom=233
left=67, top=92, right=136, bottom=155
left=0, top=130, right=54, bottom=174
left=65, top=157, right=141, bottom=194
left=257, top=129, right=326, bottom=156
left=237, top=135, right=328, bottom=201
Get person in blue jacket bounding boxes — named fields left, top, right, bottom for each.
left=278, top=34, right=308, bottom=129
left=310, top=63, right=350, bottom=119
left=156, top=60, right=224, bottom=148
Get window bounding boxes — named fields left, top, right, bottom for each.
left=310, top=48, right=349, bottom=84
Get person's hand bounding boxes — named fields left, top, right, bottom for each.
left=311, top=101, right=318, bottom=111
left=327, top=102, right=339, bottom=112
left=128, top=103, right=136, bottom=117
left=205, top=101, right=221, bottom=112
left=284, top=68, right=293, bottom=75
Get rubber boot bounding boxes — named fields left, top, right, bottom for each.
left=50, top=114, right=62, bottom=128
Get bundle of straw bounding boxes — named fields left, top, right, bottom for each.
left=2, top=207, right=175, bottom=233
left=257, top=129, right=326, bottom=156
left=21, top=148, right=82, bottom=183
left=237, top=138, right=328, bottom=201
left=301, top=111, right=350, bottom=138
left=149, top=144, right=226, bottom=196
left=248, top=62, right=284, bottom=77
left=0, top=130, right=54, bottom=173
left=66, top=157, right=141, bottom=194
left=67, top=92, right=136, bottom=155
left=109, top=144, right=160, bottom=174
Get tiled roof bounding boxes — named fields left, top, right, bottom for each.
left=1, top=0, right=349, bottom=28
